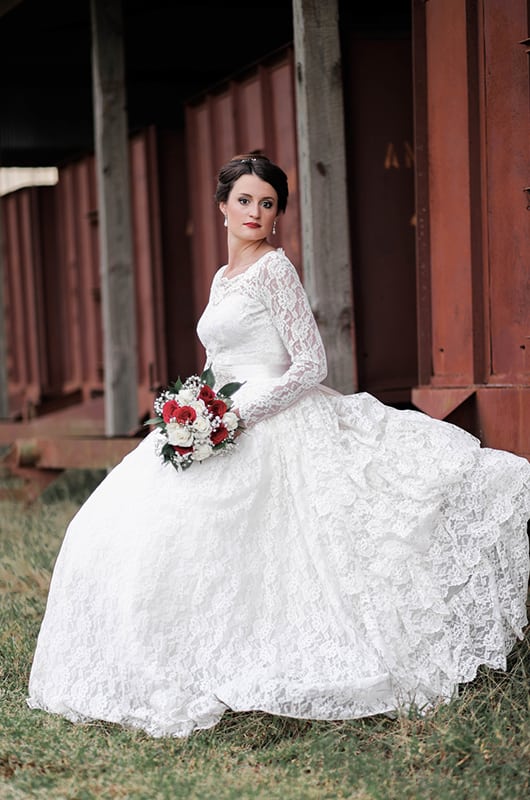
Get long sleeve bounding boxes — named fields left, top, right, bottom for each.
left=237, top=255, right=327, bottom=427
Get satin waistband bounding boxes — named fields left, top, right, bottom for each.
left=213, top=362, right=290, bottom=381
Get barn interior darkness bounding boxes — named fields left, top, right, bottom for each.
left=0, top=0, right=411, bottom=167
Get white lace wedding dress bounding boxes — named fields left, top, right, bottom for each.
left=27, top=248, right=530, bottom=738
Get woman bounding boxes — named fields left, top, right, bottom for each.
left=27, top=154, right=530, bottom=738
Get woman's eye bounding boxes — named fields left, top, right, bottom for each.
left=262, top=201, right=273, bottom=209
left=238, top=197, right=249, bottom=205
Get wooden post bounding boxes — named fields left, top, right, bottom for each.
left=293, top=0, right=357, bottom=394
left=0, top=195, right=9, bottom=418
left=90, top=0, right=138, bottom=435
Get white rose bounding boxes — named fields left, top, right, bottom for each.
left=222, top=411, right=239, bottom=432
left=166, top=423, right=194, bottom=447
left=191, top=442, right=213, bottom=461
left=189, top=399, right=206, bottom=413
left=191, top=414, right=212, bottom=436
left=177, top=388, right=196, bottom=404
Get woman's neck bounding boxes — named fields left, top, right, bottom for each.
left=225, top=239, right=274, bottom=276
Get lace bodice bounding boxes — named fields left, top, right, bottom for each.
left=196, top=248, right=327, bottom=427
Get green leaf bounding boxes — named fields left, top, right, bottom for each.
left=144, top=416, right=164, bottom=427
left=161, top=443, right=174, bottom=460
left=171, top=377, right=183, bottom=392
left=218, top=381, right=245, bottom=398
left=200, top=366, right=216, bottom=388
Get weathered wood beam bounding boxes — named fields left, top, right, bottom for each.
left=293, top=0, right=357, bottom=394
left=90, top=0, right=138, bottom=435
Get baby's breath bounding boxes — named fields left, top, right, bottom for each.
left=147, top=369, right=245, bottom=473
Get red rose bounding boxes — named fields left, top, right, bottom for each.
left=198, top=385, right=216, bottom=403
left=162, top=399, right=180, bottom=423
left=211, top=424, right=229, bottom=445
left=173, top=445, right=193, bottom=455
left=208, top=398, right=227, bottom=418
left=173, top=405, right=197, bottom=424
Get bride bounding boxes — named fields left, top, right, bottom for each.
left=27, top=153, right=530, bottom=738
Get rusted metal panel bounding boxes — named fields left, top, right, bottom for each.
left=414, top=0, right=530, bottom=397
left=475, top=388, right=530, bottom=459
left=234, top=74, right=267, bottom=153
left=411, top=386, right=475, bottom=420
left=37, top=185, right=67, bottom=398
left=3, top=181, right=95, bottom=415
left=482, top=0, right=530, bottom=384
left=343, top=35, right=416, bottom=399
left=57, top=163, right=87, bottom=393
left=425, top=0, right=474, bottom=386
left=267, top=55, right=301, bottom=269
left=54, top=157, right=103, bottom=400
left=156, top=128, right=197, bottom=384
left=412, top=0, right=530, bottom=456
left=2, top=188, right=45, bottom=415
left=186, top=101, right=224, bottom=368
left=129, top=126, right=168, bottom=414
left=60, top=157, right=101, bottom=392
left=72, top=155, right=103, bottom=391
left=413, top=0, right=433, bottom=387
left=185, top=47, right=301, bottom=368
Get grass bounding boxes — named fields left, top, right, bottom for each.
left=0, top=472, right=529, bottom=799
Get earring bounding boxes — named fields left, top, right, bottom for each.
left=272, top=218, right=277, bottom=235
left=224, top=216, right=228, bottom=228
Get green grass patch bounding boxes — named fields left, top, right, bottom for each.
left=0, top=487, right=529, bottom=799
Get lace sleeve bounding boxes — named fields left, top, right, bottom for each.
left=238, top=254, right=327, bottom=427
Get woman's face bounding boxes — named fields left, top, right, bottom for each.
left=220, top=174, right=278, bottom=241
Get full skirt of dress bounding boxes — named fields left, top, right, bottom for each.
left=27, top=385, right=530, bottom=738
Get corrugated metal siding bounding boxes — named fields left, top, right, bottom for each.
left=412, top=0, right=530, bottom=457
left=57, top=156, right=101, bottom=395
left=2, top=125, right=195, bottom=421
left=130, top=127, right=167, bottom=414
left=3, top=188, right=48, bottom=415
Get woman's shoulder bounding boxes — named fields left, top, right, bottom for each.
left=262, top=246, right=290, bottom=265
left=256, top=247, right=298, bottom=277
left=241, top=247, right=293, bottom=275
left=256, top=248, right=303, bottom=287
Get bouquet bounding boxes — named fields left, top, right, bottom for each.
left=146, top=367, right=245, bottom=472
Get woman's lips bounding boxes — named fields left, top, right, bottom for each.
left=244, top=222, right=260, bottom=228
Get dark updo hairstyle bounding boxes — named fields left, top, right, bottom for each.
left=215, top=152, right=289, bottom=214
